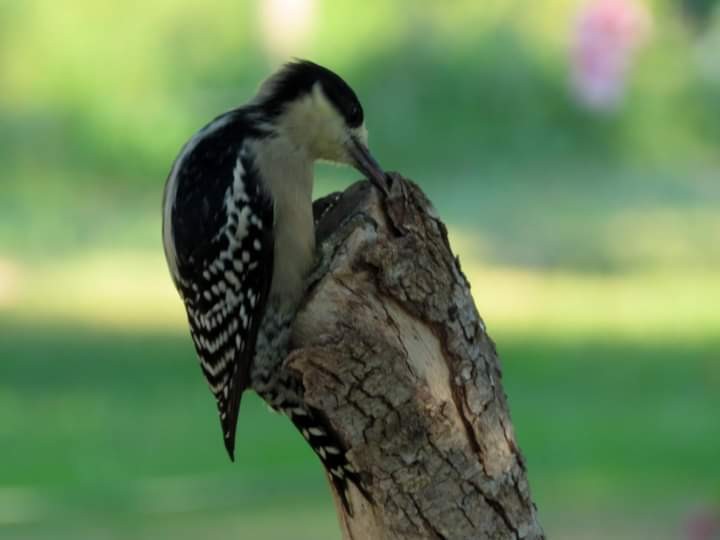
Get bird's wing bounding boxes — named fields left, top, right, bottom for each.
left=167, top=126, right=274, bottom=460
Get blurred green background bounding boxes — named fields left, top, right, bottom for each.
left=1, top=0, right=719, bottom=538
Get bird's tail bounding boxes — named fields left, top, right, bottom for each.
left=285, top=404, right=371, bottom=515
left=254, top=364, right=371, bottom=514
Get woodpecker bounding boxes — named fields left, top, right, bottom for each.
left=162, top=60, right=386, bottom=508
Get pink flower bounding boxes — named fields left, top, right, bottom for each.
left=570, top=0, right=651, bottom=111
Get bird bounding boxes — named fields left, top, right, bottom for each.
left=161, top=60, right=386, bottom=510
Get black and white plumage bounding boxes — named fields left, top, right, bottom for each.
left=162, top=60, right=386, bottom=509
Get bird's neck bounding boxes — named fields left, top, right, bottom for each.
left=251, top=133, right=314, bottom=200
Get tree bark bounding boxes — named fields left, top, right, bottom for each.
left=288, top=174, right=544, bottom=540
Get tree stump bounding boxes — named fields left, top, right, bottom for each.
left=288, top=174, right=544, bottom=539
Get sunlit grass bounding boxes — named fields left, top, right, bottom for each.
left=1, top=234, right=718, bottom=342
left=465, top=264, right=720, bottom=341
left=0, top=251, right=185, bottom=331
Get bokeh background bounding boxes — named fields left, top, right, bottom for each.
left=1, top=0, right=719, bottom=538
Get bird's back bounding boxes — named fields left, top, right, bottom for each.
left=163, top=109, right=267, bottom=283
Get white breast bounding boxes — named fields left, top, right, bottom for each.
left=250, top=136, right=316, bottom=308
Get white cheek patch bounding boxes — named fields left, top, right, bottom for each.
left=278, top=84, right=351, bottom=163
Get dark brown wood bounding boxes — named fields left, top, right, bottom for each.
left=288, top=174, right=544, bottom=539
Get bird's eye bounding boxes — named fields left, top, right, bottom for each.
left=347, top=103, right=360, bottom=123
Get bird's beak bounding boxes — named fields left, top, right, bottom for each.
left=348, top=136, right=389, bottom=194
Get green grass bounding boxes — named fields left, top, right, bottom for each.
left=0, top=320, right=717, bottom=538
left=0, top=321, right=339, bottom=538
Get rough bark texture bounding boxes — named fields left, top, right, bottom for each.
left=289, top=174, right=544, bottom=540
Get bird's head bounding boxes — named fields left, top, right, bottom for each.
left=255, top=60, right=387, bottom=191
